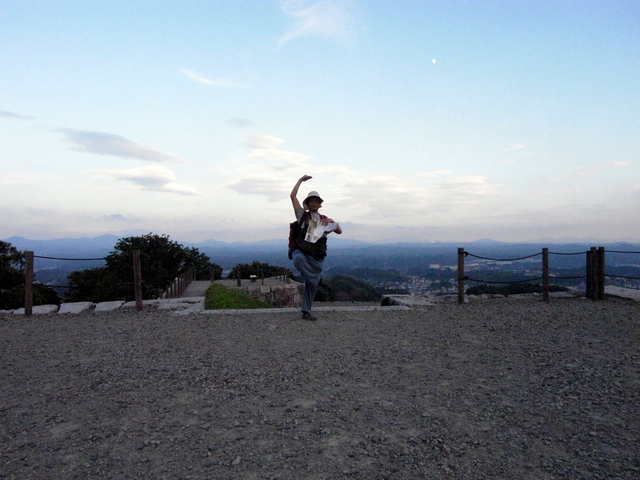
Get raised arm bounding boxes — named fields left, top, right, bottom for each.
left=290, top=175, right=312, bottom=215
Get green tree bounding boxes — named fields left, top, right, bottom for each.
left=325, top=275, right=377, bottom=302
left=66, top=267, right=121, bottom=303
left=1, top=241, right=60, bottom=309
left=183, top=247, right=222, bottom=280
left=66, top=233, right=222, bottom=302
left=1, top=241, right=25, bottom=309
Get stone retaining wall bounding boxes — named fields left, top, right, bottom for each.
left=236, top=283, right=302, bottom=308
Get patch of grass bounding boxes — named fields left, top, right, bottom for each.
left=204, top=283, right=273, bottom=310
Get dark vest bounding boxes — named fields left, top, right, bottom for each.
left=288, top=211, right=328, bottom=260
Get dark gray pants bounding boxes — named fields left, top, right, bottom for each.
left=292, top=249, right=324, bottom=312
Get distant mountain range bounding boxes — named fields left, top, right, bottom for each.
left=3, top=235, right=121, bottom=254
left=4, top=235, right=640, bottom=288
left=6, top=234, right=634, bottom=252
left=4, top=234, right=639, bottom=256
left=2, top=234, right=368, bottom=254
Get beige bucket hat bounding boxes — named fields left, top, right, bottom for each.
left=303, top=190, right=324, bottom=208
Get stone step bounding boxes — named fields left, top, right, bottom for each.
left=1, top=298, right=410, bottom=316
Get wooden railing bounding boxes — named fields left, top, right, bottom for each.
left=157, top=267, right=196, bottom=299
left=456, top=246, right=640, bottom=303
left=20, top=250, right=199, bottom=314
left=22, top=250, right=144, bottom=314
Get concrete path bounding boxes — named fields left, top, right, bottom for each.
left=604, top=285, right=640, bottom=302
left=181, top=280, right=212, bottom=297
left=9, top=285, right=635, bottom=318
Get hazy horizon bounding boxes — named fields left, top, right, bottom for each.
left=2, top=1, right=638, bottom=243
left=3, top=231, right=639, bottom=247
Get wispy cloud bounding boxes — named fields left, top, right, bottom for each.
left=244, top=133, right=312, bottom=169
left=604, top=160, right=631, bottom=168
left=179, top=68, right=250, bottom=89
left=417, top=169, right=454, bottom=178
left=225, top=133, right=312, bottom=199
left=503, top=143, right=525, bottom=151
left=546, top=171, right=592, bottom=182
left=336, top=172, right=501, bottom=218
left=92, top=165, right=201, bottom=196
left=225, top=132, right=501, bottom=218
left=0, top=109, right=34, bottom=120
left=228, top=118, right=258, bottom=129
left=436, top=175, right=498, bottom=202
left=59, top=129, right=184, bottom=163
left=278, top=0, right=353, bottom=46
left=502, top=143, right=532, bottom=164
left=547, top=160, right=631, bottom=182
left=339, top=173, right=433, bottom=217
left=102, top=214, right=130, bottom=222
left=227, top=174, right=292, bottom=202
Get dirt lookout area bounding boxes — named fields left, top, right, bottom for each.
left=1, top=298, right=638, bottom=479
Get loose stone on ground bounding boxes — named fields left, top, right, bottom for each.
left=1, top=298, right=638, bottom=479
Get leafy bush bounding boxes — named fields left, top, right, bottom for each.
left=325, top=275, right=377, bottom=301
left=1, top=241, right=60, bottom=309
left=290, top=274, right=406, bottom=302
left=66, top=233, right=222, bottom=302
left=204, top=283, right=273, bottom=310
left=325, top=266, right=409, bottom=284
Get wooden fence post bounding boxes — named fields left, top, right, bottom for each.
left=24, top=251, right=34, bottom=316
left=457, top=248, right=465, bottom=304
left=591, top=247, right=599, bottom=301
left=585, top=249, right=592, bottom=299
left=542, top=248, right=549, bottom=302
left=133, top=250, right=143, bottom=310
left=587, top=247, right=599, bottom=300
left=597, top=246, right=605, bottom=300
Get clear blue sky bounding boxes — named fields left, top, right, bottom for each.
left=1, top=0, right=638, bottom=243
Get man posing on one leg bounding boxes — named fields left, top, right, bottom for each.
left=289, top=175, right=343, bottom=321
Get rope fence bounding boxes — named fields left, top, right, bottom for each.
left=19, top=250, right=203, bottom=313
left=34, top=255, right=107, bottom=261
left=18, top=250, right=144, bottom=315
left=457, top=246, right=640, bottom=303
left=465, top=276, right=543, bottom=284
left=465, top=252, right=543, bottom=261
left=607, top=274, right=640, bottom=280
left=23, top=256, right=111, bottom=290
left=603, top=251, right=640, bottom=281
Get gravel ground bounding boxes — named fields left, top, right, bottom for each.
left=1, top=298, right=638, bottom=480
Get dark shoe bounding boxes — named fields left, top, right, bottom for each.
left=301, top=311, right=317, bottom=321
